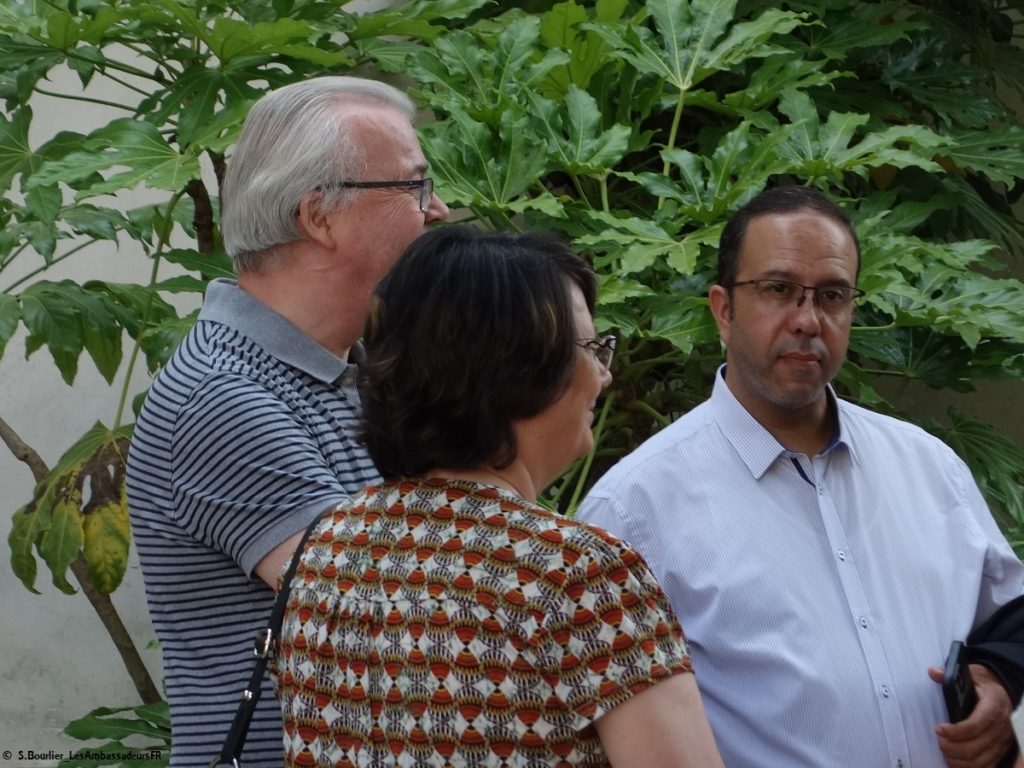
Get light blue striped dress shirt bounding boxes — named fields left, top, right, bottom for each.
left=578, top=368, right=1024, bottom=768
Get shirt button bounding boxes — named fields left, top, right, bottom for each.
left=897, top=761, right=904, bottom=768
left=837, top=550, right=846, bottom=561
left=881, top=685, right=890, bottom=698
left=818, top=485, right=824, bottom=495
left=859, top=616, right=868, bottom=628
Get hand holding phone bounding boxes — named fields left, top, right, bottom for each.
left=943, top=640, right=979, bottom=723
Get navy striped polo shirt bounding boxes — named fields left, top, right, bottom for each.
left=127, top=278, right=380, bottom=767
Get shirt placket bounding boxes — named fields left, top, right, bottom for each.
left=805, top=452, right=911, bottom=768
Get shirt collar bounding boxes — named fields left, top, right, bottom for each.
left=199, top=278, right=354, bottom=384
left=709, top=364, right=859, bottom=479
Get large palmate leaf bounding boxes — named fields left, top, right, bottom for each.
left=803, top=1, right=923, bottom=59
left=61, top=702, right=170, bottom=768
left=27, top=119, right=201, bottom=199
left=879, top=31, right=1004, bottom=129
left=529, top=86, right=632, bottom=176
left=776, top=89, right=948, bottom=178
left=921, top=270, right=1024, bottom=349
left=420, top=106, right=558, bottom=216
left=411, top=16, right=569, bottom=124
left=630, top=121, right=793, bottom=222
left=936, top=175, right=1024, bottom=254
left=539, top=0, right=630, bottom=95
left=60, top=204, right=132, bottom=243
left=18, top=280, right=127, bottom=385
left=576, top=211, right=720, bottom=276
left=139, top=310, right=200, bottom=372
left=0, top=292, right=18, bottom=359
left=940, top=127, right=1024, bottom=186
left=82, top=471, right=130, bottom=595
left=647, top=294, right=720, bottom=354
left=349, top=0, right=491, bottom=41
left=851, top=326, right=986, bottom=392
left=0, top=35, right=65, bottom=104
left=724, top=55, right=843, bottom=113
left=38, top=482, right=85, bottom=594
left=9, top=422, right=132, bottom=595
left=587, top=0, right=803, bottom=94
left=0, top=106, right=34, bottom=190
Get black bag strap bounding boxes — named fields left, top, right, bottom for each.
left=210, top=516, right=322, bottom=768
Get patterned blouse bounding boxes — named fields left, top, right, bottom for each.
left=276, top=478, right=692, bottom=767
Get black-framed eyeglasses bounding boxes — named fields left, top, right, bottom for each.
left=727, top=279, right=864, bottom=315
left=328, top=178, right=434, bottom=213
left=575, top=334, right=616, bottom=368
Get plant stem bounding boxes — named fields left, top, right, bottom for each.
left=568, top=174, right=592, bottom=209
left=33, top=87, right=135, bottom=113
left=0, top=415, right=49, bottom=481
left=69, top=554, right=163, bottom=704
left=545, top=460, right=581, bottom=509
left=64, top=50, right=157, bottom=81
left=0, top=415, right=161, bottom=704
left=657, top=89, right=686, bottom=210
left=852, top=322, right=898, bottom=332
left=487, top=207, right=523, bottom=233
left=186, top=179, right=215, bottom=254
left=0, top=242, right=30, bottom=274
left=600, top=174, right=610, bottom=213
left=858, top=367, right=917, bottom=377
left=101, top=70, right=158, bottom=100
left=628, top=397, right=672, bottom=428
left=113, top=190, right=184, bottom=429
left=3, top=240, right=97, bottom=294
left=566, top=391, right=616, bottom=515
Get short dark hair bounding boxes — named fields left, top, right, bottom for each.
left=360, top=226, right=597, bottom=480
left=717, top=186, right=862, bottom=286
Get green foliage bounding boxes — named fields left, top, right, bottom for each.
left=388, top=0, right=1024, bottom=536
left=9, top=423, right=132, bottom=594
left=59, top=702, right=170, bottom=768
left=2, top=2, right=1024, bottom=749
left=0, top=0, right=481, bottom=605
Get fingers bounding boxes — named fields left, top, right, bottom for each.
left=935, top=665, right=1013, bottom=768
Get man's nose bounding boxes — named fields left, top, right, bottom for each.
left=425, top=191, right=450, bottom=223
left=791, top=287, right=823, bottom=331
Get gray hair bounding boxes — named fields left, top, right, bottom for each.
left=221, top=76, right=416, bottom=273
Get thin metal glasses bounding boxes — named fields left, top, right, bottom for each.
left=575, top=335, right=617, bottom=368
left=728, top=279, right=864, bottom=316
left=329, top=178, right=434, bottom=212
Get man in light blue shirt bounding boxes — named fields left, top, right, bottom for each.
left=578, top=186, right=1024, bottom=768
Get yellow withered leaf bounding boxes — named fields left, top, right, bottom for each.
left=83, top=485, right=131, bottom=595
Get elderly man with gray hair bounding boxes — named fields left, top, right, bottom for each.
left=127, top=76, right=449, bottom=767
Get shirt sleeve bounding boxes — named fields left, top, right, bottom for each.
left=169, top=372, right=348, bottom=574
left=946, top=447, right=1024, bottom=625
left=530, top=524, right=693, bottom=729
left=576, top=492, right=622, bottom=534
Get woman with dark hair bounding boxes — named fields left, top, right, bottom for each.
left=275, top=227, right=724, bottom=767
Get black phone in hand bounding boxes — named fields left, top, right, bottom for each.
left=943, top=640, right=978, bottom=723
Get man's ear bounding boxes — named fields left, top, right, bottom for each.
left=295, top=193, right=337, bottom=250
left=708, top=284, right=732, bottom=347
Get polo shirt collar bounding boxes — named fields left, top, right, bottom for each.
left=709, top=364, right=858, bottom=479
left=199, top=278, right=353, bottom=384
